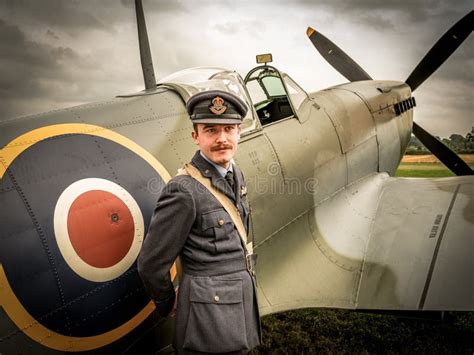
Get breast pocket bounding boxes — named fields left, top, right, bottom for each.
left=201, top=209, right=236, bottom=253
left=183, top=277, right=248, bottom=352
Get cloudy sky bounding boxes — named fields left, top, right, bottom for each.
left=0, top=0, right=472, bottom=138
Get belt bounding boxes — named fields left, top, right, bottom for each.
left=182, top=254, right=257, bottom=277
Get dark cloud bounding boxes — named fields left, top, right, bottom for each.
left=399, top=9, right=474, bottom=83
left=120, top=0, right=187, bottom=13
left=45, top=29, right=59, bottom=40
left=310, top=0, right=470, bottom=23
left=0, top=17, right=125, bottom=119
left=0, top=0, right=106, bottom=33
left=0, top=18, right=81, bottom=98
left=0, top=0, right=184, bottom=40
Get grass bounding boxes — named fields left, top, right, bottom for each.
left=254, top=156, right=474, bottom=353
left=395, top=155, right=474, bottom=178
left=256, top=309, right=474, bottom=353
left=395, top=164, right=456, bottom=177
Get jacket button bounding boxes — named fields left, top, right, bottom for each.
left=214, top=295, right=220, bottom=302
left=218, top=219, right=224, bottom=226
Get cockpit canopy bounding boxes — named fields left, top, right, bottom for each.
left=244, top=65, right=310, bottom=126
left=245, top=66, right=293, bottom=125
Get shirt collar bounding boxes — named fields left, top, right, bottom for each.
left=200, top=151, right=233, bottom=178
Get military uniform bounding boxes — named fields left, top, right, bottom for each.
left=138, top=90, right=261, bottom=353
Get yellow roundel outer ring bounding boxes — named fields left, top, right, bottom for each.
left=0, top=265, right=156, bottom=351
left=0, top=123, right=177, bottom=351
left=0, top=123, right=172, bottom=181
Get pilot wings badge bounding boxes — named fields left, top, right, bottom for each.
left=209, top=96, right=227, bottom=115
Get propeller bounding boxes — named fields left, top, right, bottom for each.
left=406, top=10, right=473, bottom=175
left=306, top=27, right=372, bottom=82
left=306, top=13, right=473, bottom=176
left=406, top=11, right=473, bottom=92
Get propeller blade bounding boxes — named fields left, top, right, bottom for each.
left=306, top=27, right=372, bottom=82
left=406, top=11, right=473, bottom=92
left=135, top=0, right=156, bottom=90
left=412, top=122, right=473, bottom=176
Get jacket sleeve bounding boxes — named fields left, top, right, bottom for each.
left=137, top=177, right=196, bottom=316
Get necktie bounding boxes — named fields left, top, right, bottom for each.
left=225, top=170, right=234, bottom=194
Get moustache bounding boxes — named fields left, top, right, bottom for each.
left=211, top=145, right=233, bottom=152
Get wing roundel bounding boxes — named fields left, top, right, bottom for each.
left=0, top=124, right=171, bottom=351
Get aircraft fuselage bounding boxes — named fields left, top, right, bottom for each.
left=0, top=77, right=413, bottom=353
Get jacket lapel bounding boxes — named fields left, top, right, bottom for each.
left=191, top=151, right=237, bottom=203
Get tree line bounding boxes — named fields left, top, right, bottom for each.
left=406, top=128, right=474, bottom=154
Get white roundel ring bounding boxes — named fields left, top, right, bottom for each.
left=53, top=178, right=144, bottom=282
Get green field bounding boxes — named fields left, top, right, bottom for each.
left=395, top=159, right=474, bottom=177
left=395, top=163, right=456, bottom=177
left=395, top=159, right=474, bottom=178
left=255, top=161, right=474, bottom=353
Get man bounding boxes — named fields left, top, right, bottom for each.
left=138, top=90, right=261, bottom=354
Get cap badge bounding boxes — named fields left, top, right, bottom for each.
left=209, top=96, right=227, bottom=115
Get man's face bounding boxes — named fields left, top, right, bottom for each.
left=192, top=123, right=241, bottom=168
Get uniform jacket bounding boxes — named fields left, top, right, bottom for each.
left=138, top=151, right=261, bottom=353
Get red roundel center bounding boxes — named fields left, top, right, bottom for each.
left=67, top=190, right=135, bottom=268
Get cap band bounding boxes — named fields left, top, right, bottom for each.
left=191, top=113, right=242, bottom=120
left=186, top=90, right=248, bottom=124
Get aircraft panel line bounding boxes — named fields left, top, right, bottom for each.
left=418, top=184, right=461, bottom=309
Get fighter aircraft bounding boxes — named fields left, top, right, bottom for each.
left=0, top=1, right=472, bottom=353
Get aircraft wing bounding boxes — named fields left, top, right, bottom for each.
left=255, top=173, right=473, bottom=315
